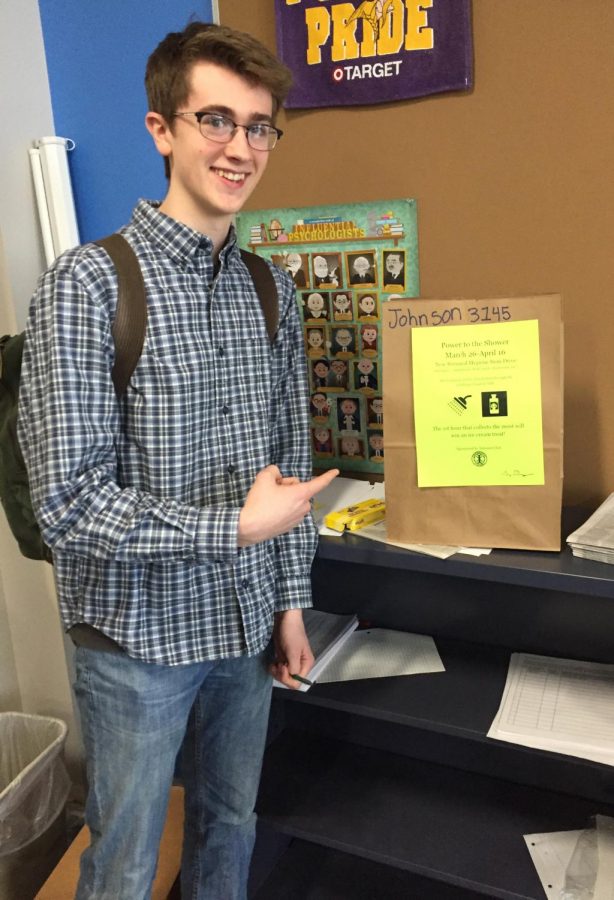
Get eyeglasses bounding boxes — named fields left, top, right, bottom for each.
left=173, top=111, right=283, bottom=151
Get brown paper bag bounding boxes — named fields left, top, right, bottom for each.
left=382, top=295, right=563, bottom=550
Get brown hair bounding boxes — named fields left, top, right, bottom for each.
left=145, top=22, right=292, bottom=177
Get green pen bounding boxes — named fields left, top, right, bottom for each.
left=290, top=673, right=313, bottom=686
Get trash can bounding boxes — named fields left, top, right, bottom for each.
left=0, top=713, right=70, bottom=900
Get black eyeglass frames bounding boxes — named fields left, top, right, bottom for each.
left=173, top=111, right=283, bottom=151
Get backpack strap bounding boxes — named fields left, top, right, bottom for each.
left=239, top=249, right=279, bottom=344
left=92, top=238, right=276, bottom=399
left=95, top=233, right=147, bottom=398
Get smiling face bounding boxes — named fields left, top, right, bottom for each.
left=307, top=293, right=325, bottom=314
left=147, top=61, right=273, bottom=246
left=359, top=295, right=376, bottom=315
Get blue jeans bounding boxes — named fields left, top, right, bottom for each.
left=73, top=646, right=273, bottom=900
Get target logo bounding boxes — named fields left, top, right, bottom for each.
left=331, top=60, right=402, bottom=84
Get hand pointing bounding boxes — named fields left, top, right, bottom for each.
left=238, top=465, right=339, bottom=547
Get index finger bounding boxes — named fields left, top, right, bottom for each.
left=300, top=468, right=340, bottom=501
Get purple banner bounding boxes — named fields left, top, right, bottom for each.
left=275, top=0, right=473, bottom=109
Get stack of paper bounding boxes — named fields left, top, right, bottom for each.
left=274, top=608, right=445, bottom=691
left=567, top=493, right=614, bottom=564
left=274, top=609, right=359, bottom=691
left=488, top=653, right=614, bottom=765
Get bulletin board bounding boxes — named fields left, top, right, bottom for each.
left=236, top=199, right=419, bottom=476
left=222, top=0, right=614, bottom=506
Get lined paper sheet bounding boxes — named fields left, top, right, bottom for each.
left=317, top=629, right=444, bottom=684
left=488, top=653, right=614, bottom=765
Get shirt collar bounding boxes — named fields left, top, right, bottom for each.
left=131, top=200, right=242, bottom=269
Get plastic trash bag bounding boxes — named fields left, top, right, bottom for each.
left=0, top=712, right=70, bottom=856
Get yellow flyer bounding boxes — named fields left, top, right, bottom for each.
left=412, top=320, right=544, bottom=487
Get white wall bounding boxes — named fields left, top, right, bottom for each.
left=0, top=233, right=22, bottom=712
left=0, top=0, right=83, bottom=774
left=0, top=1, right=53, bottom=323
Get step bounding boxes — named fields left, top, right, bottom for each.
left=273, top=638, right=614, bottom=804
left=253, top=839, right=487, bottom=900
left=258, top=730, right=611, bottom=899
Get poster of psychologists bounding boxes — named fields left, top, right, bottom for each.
left=236, top=199, right=419, bottom=476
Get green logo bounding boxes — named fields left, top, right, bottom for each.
left=471, top=451, right=487, bottom=467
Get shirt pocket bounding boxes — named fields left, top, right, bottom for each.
left=123, top=344, right=207, bottom=478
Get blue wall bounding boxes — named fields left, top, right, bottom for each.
left=38, top=1, right=215, bottom=242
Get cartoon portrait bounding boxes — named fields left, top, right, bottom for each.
left=305, top=326, right=327, bottom=357
left=339, top=436, right=364, bottom=459
left=302, top=292, right=330, bottom=323
left=268, top=218, right=287, bottom=242
left=346, top=251, right=377, bottom=286
left=312, top=253, right=343, bottom=288
left=356, top=293, right=379, bottom=320
left=310, top=392, right=331, bottom=421
left=331, top=291, right=354, bottom=322
left=312, top=427, right=333, bottom=456
left=354, top=358, right=378, bottom=392
left=272, top=251, right=309, bottom=288
left=337, top=397, right=361, bottom=433
left=311, top=358, right=331, bottom=390
left=329, top=359, right=349, bottom=391
left=368, top=432, right=385, bottom=461
left=331, top=325, right=357, bottom=358
left=360, top=323, right=378, bottom=357
left=382, top=250, right=406, bottom=291
left=367, top=396, right=384, bottom=428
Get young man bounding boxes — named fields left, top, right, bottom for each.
left=18, top=22, right=337, bottom=900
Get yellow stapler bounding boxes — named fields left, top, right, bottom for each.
left=324, top=498, right=386, bottom=533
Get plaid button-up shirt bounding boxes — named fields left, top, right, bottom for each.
left=18, top=200, right=317, bottom=665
